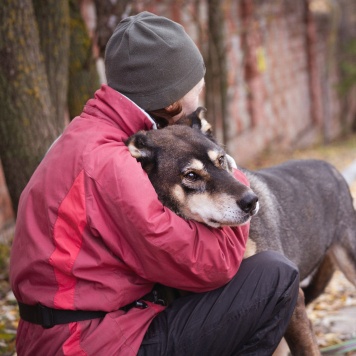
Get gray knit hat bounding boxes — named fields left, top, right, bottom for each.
left=105, top=12, right=206, bottom=111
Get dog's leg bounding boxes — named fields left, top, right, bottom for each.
left=303, top=253, right=335, bottom=305
left=330, top=244, right=356, bottom=287
left=284, top=288, right=321, bottom=356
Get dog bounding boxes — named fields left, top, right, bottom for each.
left=125, top=108, right=356, bottom=356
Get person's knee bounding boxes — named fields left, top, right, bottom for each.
left=245, top=251, right=299, bottom=292
left=252, top=251, right=298, bottom=273
left=255, top=251, right=298, bottom=272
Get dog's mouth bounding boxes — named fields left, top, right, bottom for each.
left=208, top=218, right=220, bottom=226
left=207, top=202, right=259, bottom=227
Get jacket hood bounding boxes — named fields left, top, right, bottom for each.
left=81, top=84, right=155, bottom=137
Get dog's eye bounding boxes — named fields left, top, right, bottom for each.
left=218, top=156, right=225, bottom=167
left=184, top=172, right=199, bottom=181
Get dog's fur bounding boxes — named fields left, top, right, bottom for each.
left=125, top=109, right=356, bottom=355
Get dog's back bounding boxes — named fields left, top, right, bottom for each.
left=245, top=159, right=356, bottom=282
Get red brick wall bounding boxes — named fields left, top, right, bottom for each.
left=224, top=0, right=344, bottom=164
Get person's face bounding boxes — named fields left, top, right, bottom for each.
left=168, top=78, right=205, bottom=124
left=180, top=78, right=205, bottom=117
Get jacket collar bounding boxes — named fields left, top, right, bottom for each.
left=82, top=84, right=156, bottom=137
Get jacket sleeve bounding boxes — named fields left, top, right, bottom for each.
left=86, top=146, right=250, bottom=293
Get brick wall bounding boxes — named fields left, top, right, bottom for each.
left=225, top=0, right=317, bottom=163
left=0, top=0, right=355, bottom=234
left=224, top=0, right=349, bottom=164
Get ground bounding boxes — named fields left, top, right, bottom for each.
left=1, top=132, right=356, bottom=355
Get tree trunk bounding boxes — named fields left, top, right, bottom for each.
left=0, top=0, right=60, bottom=213
left=67, top=0, right=100, bottom=120
left=93, top=0, right=132, bottom=58
left=205, top=0, right=227, bottom=145
left=32, top=0, right=70, bottom=129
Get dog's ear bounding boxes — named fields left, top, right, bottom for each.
left=125, top=131, right=156, bottom=165
left=194, top=107, right=213, bottom=137
left=177, top=107, right=213, bottom=139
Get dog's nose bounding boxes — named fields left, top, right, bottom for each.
left=239, top=192, right=259, bottom=214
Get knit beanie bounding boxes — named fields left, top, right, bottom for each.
left=105, top=12, right=206, bottom=111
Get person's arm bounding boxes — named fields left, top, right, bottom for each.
left=87, top=147, right=250, bottom=292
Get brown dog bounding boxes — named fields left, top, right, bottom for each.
left=125, top=108, right=356, bottom=355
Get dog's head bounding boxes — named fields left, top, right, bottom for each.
left=125, top=124, right=258, bottom=228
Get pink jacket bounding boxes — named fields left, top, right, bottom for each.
left=10, top=85, right=250, bottom=355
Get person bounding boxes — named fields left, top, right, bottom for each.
left=10, top=11, right=299, bottom=356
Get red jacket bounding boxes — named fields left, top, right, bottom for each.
left=10, top=85, right=250, bottom=355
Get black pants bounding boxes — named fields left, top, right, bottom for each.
left=138, top=251, right=299, bottom=356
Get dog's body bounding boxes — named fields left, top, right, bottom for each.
left=126, top=120, right=356, bottom=355
left=245, top=159, right=356, bottom=281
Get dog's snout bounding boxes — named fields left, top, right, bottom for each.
left=239, top=192, right=259, bottom=214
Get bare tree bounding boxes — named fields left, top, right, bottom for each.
left=67, top=0, right=100, bottom=119
left=0, top=0, right=106, bottom=213
left=0, top=0, right=67, bottom=212
left=33, top=0, right=70, bottom=129
left=94, top=0, right=132, bottom=58
left=205, top=0, right=227, bottom=145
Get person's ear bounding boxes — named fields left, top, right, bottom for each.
left=164, top=102, right=179, bottom=113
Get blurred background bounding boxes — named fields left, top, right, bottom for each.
left=0, top=0, right=356, bottom=354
